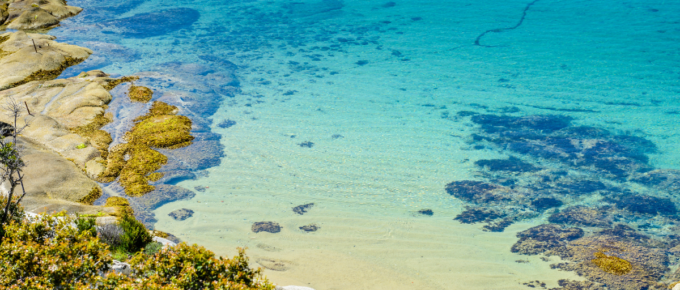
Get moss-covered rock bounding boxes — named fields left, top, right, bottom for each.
left=128, top=85, right=153, bottom=102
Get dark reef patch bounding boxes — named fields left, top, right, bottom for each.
left=548, top=206, right=612, bottom=228
left=298, top=141, right=314, bottom=148
left=445, top=180, right=507, bottom=203
left=531, top=197, right=563, bottom=211
left=446, top=112, right=680, bottom=287
left=511, top=224, right=584, bottom=255
left=607, top=195, right=677, bottom=216
left=475, top=157, right=540, bottom=173
left=417, top=209, right=433, bottom=216
left=454, top=208, right=504, bottom=224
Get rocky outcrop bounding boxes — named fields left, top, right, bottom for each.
left=0, top=70, right=127, bottom=173
left=1, top=0, right=81, bottom=30
left=0, top=31, right=91, bottom=90
left=1, top=137, right=116, bottom=216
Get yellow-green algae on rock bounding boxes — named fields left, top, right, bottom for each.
left=591, top=251, right=633, bottom=275
left=104, top=196, right=134, bottom=217
left=128, top=85, right=153, bottom=102
left=99, top=101, right=194, bottom=197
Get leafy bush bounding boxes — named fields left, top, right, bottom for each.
left=143, top=241, right=163, bottom=256
left=1, top=207, right=273, bottom=289
left=0, top=214, right=111, bottom=288
left=75, top=214, right=97, bottom=237
left=101, top=244, right=274, bottom=290
left=117, top=213, right=152, bottom=253
left=98, top=223, right=124, bottom=248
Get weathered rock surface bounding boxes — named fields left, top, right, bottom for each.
left=1, top=137, right=115, bottom=215
left=0, top=70, right=124, bottom=171
left=0, top=31, right=92, bottom=90
left=111, top=260, right=132, bottom=275
left=1, top=0, right=82, bottom=30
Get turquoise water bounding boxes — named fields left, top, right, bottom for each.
left=49, top=0, right=680, bottom=288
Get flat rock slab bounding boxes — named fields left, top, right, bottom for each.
left=102, top=8, right=200, bottom=37
left=0, top=31, right=92, bottom=90
left=168, top=208, right=194, bottom=221
left=252, top=221, right=281, bottom=233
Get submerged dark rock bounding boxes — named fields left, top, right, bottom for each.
left=168, top=208, right=194, bottom=221
left=103, top=8, right=200, bottom=37
left=470, top=114, right=572, bottom=133
left=548, top=206, right=612, bottom=227
left=511, top=224, right=584, bottom=255
left=475, top=157, right=540, bottom=173
left=292, top=203, right=315, bottom=215
left=217, top=119, right=237, bottom=129
left=417, top=209, right=434, bottom=216
left=454, top=208, right=504, bottom=224
left=299, top=224, right=319, bottom=232
left=445, top=181, right=507, bottom=203
left=252, top=222, right=282, bottom=233
left=531, top=197, right=563, bottom=211
left=556, top=180, right=607, bottom=195
left=607, top=195, right=677, bottom=215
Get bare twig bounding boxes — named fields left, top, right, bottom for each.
left=32, top=39, right=38, bottom=53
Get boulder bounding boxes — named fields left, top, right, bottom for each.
left=111, top=260, right=132, bottom=275
left=0, top=31, right=92, bottom=90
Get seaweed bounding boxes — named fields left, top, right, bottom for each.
left=556, top=180, right=607, bottom=195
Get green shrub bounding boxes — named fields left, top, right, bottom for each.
left=0, top=213, right=111, bottom=288
left=144, top=241, right=163, bottom=256
left=74, top=214, right=97, bottom=238
left=117, top=214, right=152, bottom=253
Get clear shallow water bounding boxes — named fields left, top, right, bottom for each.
left=48, top=0, right=680, bottom=288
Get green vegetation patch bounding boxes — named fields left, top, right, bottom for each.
left=100, top=101, right=193, bottom=197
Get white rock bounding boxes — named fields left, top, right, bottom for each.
left=275, top=286, right=315, bottom=290
left=672, top=283, right=680, bottom=290
left=153, top=236, right=177, bottom=247
left=111, top=260, right=132, bottom=275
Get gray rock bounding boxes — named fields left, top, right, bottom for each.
left=168, top=208, right=194, bottom=221
left=111, top=260, right=132, bottom=275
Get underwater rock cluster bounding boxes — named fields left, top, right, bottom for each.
left=443, top=112, right=680, bottom=289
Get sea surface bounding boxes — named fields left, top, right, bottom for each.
left=47, top=0, right=680, bottom=288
